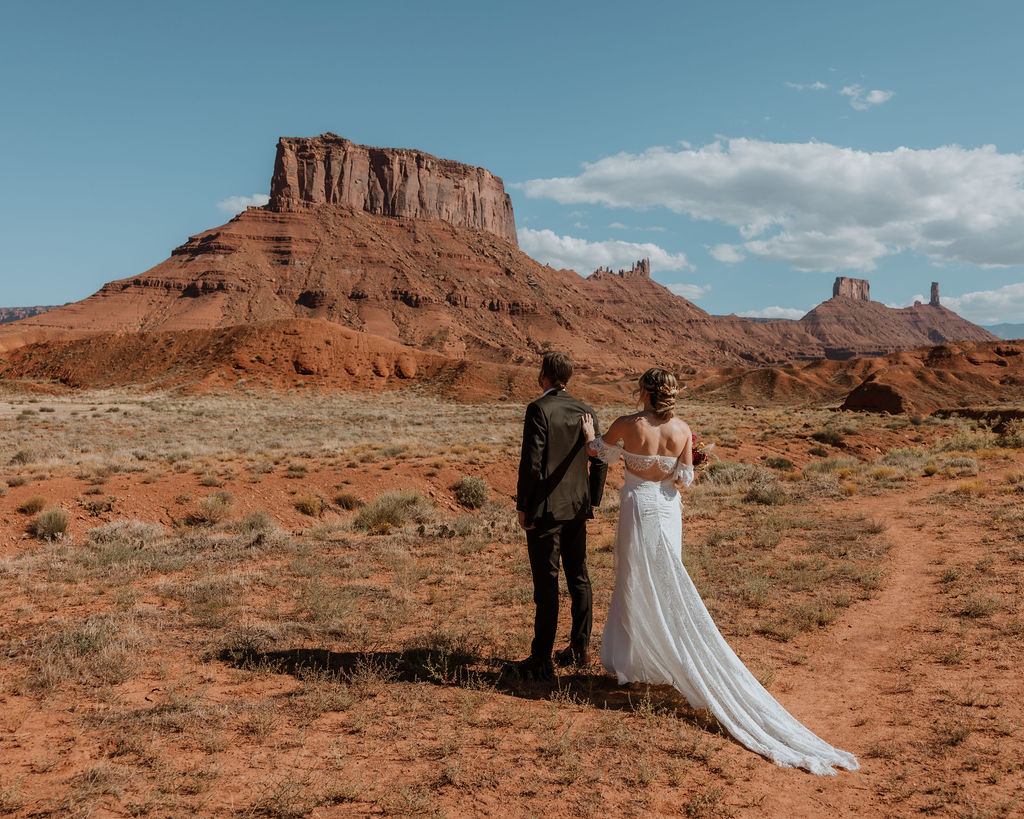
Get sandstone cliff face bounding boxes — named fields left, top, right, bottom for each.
left=833, top=276, right=870, bottom=300
left=269, top=134, right=517, bottom=245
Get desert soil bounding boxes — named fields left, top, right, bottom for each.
left=0, top=388, right=1021, bottom=817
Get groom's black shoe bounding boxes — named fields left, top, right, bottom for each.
left=554, top=644, right=591, bottom=668
left=511, top=655, right=555, bottom=681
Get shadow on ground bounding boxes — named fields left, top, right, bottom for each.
left=218, top=642, right=728, bottom=736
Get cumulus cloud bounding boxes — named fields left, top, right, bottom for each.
left=708, top=244, right=746, bottom=263
left=943, top=283, right=1024, bottom=324
left=517, top=228, right=694, bottom=274
left=522, top=139, right=1024, bottom=273
left=216, top=194, right=270, bottom=214
left=840, top=84, right=894, bottom=110
left=738, top=306, right=807, bottom=320
left=785, top=81, right=827, bottom=91
left=666, top=283, right=712, bottom=301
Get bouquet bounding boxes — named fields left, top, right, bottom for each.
left=691, top=434, right=716, bottom=472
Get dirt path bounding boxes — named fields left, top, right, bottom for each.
left=735, top=473, right=1022, bottom=816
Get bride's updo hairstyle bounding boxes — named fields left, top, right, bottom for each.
left=638, top=368, right=678, bottom=419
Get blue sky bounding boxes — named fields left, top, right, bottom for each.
left=3, top=0, right=1024, bottom=324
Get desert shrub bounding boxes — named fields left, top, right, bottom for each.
left=88, top=519, right=165, bottom=548
left=31, top=509, right=69, bottom=541
left=935, top=428, right=996, bottom=452
left=18, top=496, right=46, bottom=515
left=763, top=456, right=793, bottom=471
left=996, top=418, right=1024, bottom=448
left=27, top=613, right=142, bottom=690
left=233, top=511, right=274, bottom=534
left=0, top=482, right=7, bottom=497
left=744, top=483, right=788, bottom=505
left=808, top=446, right=828, bottom=457
left=943, top=456, right=979, bottom=476
left=333, top=491, right=363, bottom=510
left=199, top=473, right=223, bottom=487
left=811, top=428, right=844, bottom=446
left=192, top=491, right=234, bottom=525
left=877, top=447, right=927, bottom=470
left=453, top=476, right=489, bottom=509
left=705, top=462, right=774, bottom=488
left=804, top=456, right=860, bottom=475
left=293, top=494, right=324, bottom=517
left=353, top=491, right=434, bottom=534
left=9, top=449, right=35, bottom=466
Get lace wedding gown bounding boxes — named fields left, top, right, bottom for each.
left=592, top=440, right=859, bottom=775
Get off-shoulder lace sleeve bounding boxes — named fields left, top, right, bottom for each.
left=588, top=438, right=622, bottom=464
left=673, top=462, right=695, bottom=488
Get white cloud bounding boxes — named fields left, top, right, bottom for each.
left=943, top=283, right=1024, bottom=324
left=667, top=283, right=711, bottom=301
left=785, top=81, right=827, bottom=91
left=708, top=243, right=746, bottom=263
left=517, top=228, right=694, bottom=274
left=738, top=306, right=807, bottom=320
left=216, top=194, right=269, bottom=214
left=522, top=139, right=1024, bottom=273
left=840, top=84, right=894, bottom=110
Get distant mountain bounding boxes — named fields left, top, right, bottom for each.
left=0, top=305, right=62, bottom=324
left=0, top=134, right=998, bottom=371
left=982, top=323, right=1024, bottom=340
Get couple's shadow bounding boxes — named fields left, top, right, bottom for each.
left=218, top=642, right=725, bottom=729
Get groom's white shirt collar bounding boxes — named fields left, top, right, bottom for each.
left=540, top=387, right=560, bottom=397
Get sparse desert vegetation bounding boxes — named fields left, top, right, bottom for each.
left=0, top=388, right=1022, bottom=816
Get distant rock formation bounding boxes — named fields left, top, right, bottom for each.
left=269, top=134, right=517, bottom=245
left=832, top=276, right=870, bottom=300
left=0, top=135, right=999, bottom=374
left=588, top=259, right=650, bottom=280
left=803, top=278, right=996, bottom=359
left=0, top=305, right=61, bottom=324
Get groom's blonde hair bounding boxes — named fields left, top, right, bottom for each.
left=540, top=351, right=573, bottom=389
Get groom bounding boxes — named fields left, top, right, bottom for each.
left=514, top=351, right=607, bottom=680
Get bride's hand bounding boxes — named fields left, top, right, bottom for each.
left=581, top=413, right=596, bottom=441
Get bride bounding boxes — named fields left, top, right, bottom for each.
left=581, top=368, right=859, bottom=775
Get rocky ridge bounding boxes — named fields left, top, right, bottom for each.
left=0, top=135, right=998, bottom=379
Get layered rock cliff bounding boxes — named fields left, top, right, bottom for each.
left=0, top=136, right=999, bottom=374
left=268, top=134, right=517, bottom=245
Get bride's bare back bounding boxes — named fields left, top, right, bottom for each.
left=583, top=409, right=693, bottom=484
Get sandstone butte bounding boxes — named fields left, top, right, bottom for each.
left=0, top=133, right=1004, bottom=405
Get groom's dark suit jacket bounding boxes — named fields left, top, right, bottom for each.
left=517, top=389, right=608, bottom=526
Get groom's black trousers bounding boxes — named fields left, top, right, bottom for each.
left=526, top=512, right=592, bottom=660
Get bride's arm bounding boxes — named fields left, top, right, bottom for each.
left=673, top=425, right=695, bottom=491
left=581, top=415, right=626, bottom=460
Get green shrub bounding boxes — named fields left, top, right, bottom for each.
left=997, top=418, right=1024, bottom=448
left=453, top=476, right=489, bottom=509
left=31, top=508, right=69, bottom=541
left=808, top=446, right=828, bottom=457
left=18, top=496, right=46, bottom=515
left=353, top=491, right=433, bottom=534
left=811, top=428, right=844, bottom=446
left=764, top=456, right=793, bottom=471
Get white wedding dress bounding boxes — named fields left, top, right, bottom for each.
left=592, top=440, right=859, bottom=775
